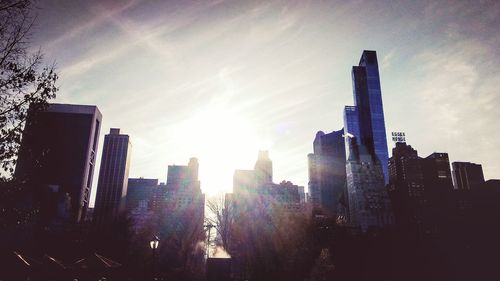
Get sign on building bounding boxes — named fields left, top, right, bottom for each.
left=391, top=132, right=406, bottom=143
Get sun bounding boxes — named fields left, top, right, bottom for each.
left=177, top=105, right=269, bottom=196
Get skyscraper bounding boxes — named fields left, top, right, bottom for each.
left=344, top=50, right=389, bottom=183
left=452, top=162, right=485, bottom=190
left=153, top=158, right=205, bottom=251
left=308, top=129, right=346, bottom=216
left=341, top=51, right=392, bottom=231
left=422, top=153, right=454, bottom=192
left=254, top=150, right=273, bottom=187
left=233, top=169, right=255, bottom=194
left=126, top=178, right=158, bottom=233
left=387, top=142, right=426, bottom=237
left=15, top=103, right=102, bottom=224
left=126, top=178, right=158, bottom=211
left=388, top=142, right=425, bottom=193
left=345, top=137, right=393, bottom=231
left=166, top=157, right=200, bottom=191
left=93, top=128, right=131, bottom=226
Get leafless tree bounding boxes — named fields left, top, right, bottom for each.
left=0, top=0, right=58, bottom=179
left=205, top=194, right=233, bottom=251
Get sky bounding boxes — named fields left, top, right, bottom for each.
left=30, top=0, right=499, bottom=205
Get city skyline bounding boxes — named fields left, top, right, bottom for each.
left=29, top=0, right=500, bottom=202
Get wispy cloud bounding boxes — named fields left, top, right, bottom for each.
left=412, top=39, right=499, bottom=178
left=31, top=0, right=500, bottom=201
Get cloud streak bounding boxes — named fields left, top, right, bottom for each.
left=31, top=0, right=500, bottom=202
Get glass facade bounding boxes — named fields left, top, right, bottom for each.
left=343, top=106, right=361, bottom=161
left=345, top=51, right=389, bottom=183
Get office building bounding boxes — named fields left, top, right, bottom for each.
left=388, top=142, right=425, bottom=197
left=254, top=150, right=273, bottom=187
left=126, top=178, right=158, bottom=211
left=125, top=178, right=158, bottom=233
left=422, top=153, right=454, bottom=192
left=15, top=103, right=102, bottom=224
left=387, top=142, right=427, bottom=237
left=158, top=158, right=205, bottom=235
left=452, top=162, right=485, bottom=190
left=308, top=129, right=346, bottom=216
left=228, top=151, right=305, bottom=279
left=344, top=50, right=389, bottom=183
left=345, top=137, right=393, bottom=231
left=233, top=169, right=255, bottom=195
left=93, top=128, right=132, bottom=226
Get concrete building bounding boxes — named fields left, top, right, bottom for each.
left=308, top=129, right=346, bottom=216
left=452, top=162, right=485, bottom=190
left=422, top=153, right=454, bottom=193
left=345, top=137, right=393, bottom=231
left=15, top=103, right=102, bottom=224
left=126, top=178, right=158, bottom=211
left=157, top=158, right=205, bottom=237
left=254, top=150, right=273, bottom=187
left=93, top=128, right=132, bottom=226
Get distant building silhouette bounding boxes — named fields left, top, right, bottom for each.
left=344, top=50, right=389, bottom=183
left=254, top=150, right=273, bottom=187
left=422, top=153, right=454, bottom=193
left=233, top=151, right=303, bottom=210
left=228, top=151, right=305, bottom=279
left=157, top=158, right=205, bottom=238
left=388, top=142, right=427, bottom=238
left=15, top=103, right=102, bottom=224
left=126, top=178, right=158, bottom=211
left=482, top=179, right=500, bottom=189
left=387, top=142, right=471, bottom=240
left=308, top=129, right=346, bottom=216
left=126, top=178, right=158, bottom=233
left=233, top=169, right=255, bottom=194
left=93, top=128, right=132, bottom=226
left=452, top=162, right=485, bottom=190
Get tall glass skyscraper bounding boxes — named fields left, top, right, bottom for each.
left=344, top=50, right=389, bottom=183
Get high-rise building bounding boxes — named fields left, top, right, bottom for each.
left=166, top=157, right=200, bottom=191
left=452, top=162, right=485, bottom=190
left=126, top=178, right=158, bottom=233
left=308, top=129, right=346, bottom=216
left=422, top=153, right=453, bottom=192
left=388, top=142, right=425, bottom=197
left=345, top=137, right=393, bottom=231
left=158, top=157, right=204, bottom=229
left=344, top=50, right=389, bottom=183
left=387, top=142, right=427, bottom=237
left=233, top=169, right=255, bottom=194
left=387, top=144, right=459, bottom=239
left=254, top=150, right=273, bottom=187
left=15, top=103, right=102, bottom=224
left=93, top=128, right=132, bottom=226
left=126, top=178, right=158, bottom=211
left=228, top=152, right=304, bottom=279
left=343, top=106, right=361, bottom=159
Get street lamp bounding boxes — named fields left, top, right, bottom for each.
left=150, top=236, right=160, bottom=250
left=150, top=236, right=160, bottom=280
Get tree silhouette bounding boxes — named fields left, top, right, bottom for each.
left=0, top=0, right=58, bottom=179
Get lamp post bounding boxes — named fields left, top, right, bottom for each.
left=150, top=235, right=160, bottom=280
